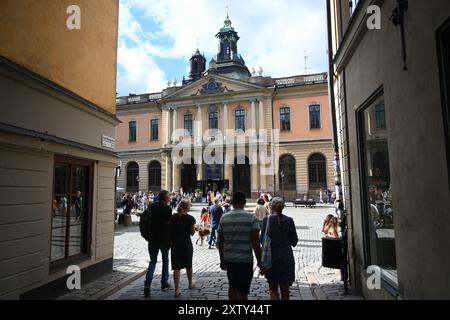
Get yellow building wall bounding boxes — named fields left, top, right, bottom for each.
left=0, top=0, right=119, bottom=114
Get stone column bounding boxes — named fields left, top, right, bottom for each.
left=222, top=101, right=228, bottom=136
left=258, top=99, right=264, bottom=131
left=251, top=99, right=256, bottom=130
left=251, top=161, right=259, bottom=198
left=172, top=162, right=181, bottom=192
left=165, top=154, right=172, bottom=191
left=224, top=153, right=233, bottom=193
left=197, top=104, right=203, bottom=144
left=164, top=109, right=171, bottom=145
left=172, top=108, right=177, bottom=143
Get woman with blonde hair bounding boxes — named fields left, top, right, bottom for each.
left=166, top=199, right=196, bottom=297
left=324, top=216, right=339, bottom=238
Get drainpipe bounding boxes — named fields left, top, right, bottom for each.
left=326, top=0, right=349, bottom=295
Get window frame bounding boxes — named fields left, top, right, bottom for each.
left=235, top=108, right=246, bottom=132
left=129, top=120, right=137, bottom=142
left=356, top=86, right=399, bottom=292
left=208, top=111, right=219, bottom=130
left=280, top=106, right=291, bottom=131
left=184, top=112, right=194, bottom=136
left=437, top=17, right=450, bottom=191
left=309, top=104, right=322, bottom=130
left=150, top=118, right=159, bottom=141
left=50, top=155, right=93, bottom=272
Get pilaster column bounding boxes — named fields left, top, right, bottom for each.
left=197, top=104, right=203, bottom=144
left=258, top=99, right=264, bottom=131
left=251, top=161, right=259, bottom=197
left=250, top=99, right=256, bottom=130
left=165, top=154, right=172, bottom=191
left=172, top=162, right=181, bottom=192
left=172, top=108, right=177, bottom=143
left=223, top=102, right=228, bottom=136
left=224, top=153, right=233, bottom=192
left=164, top=109, right=171, bottom=145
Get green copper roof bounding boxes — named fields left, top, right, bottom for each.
left=220, top=13, right=234, bottom=32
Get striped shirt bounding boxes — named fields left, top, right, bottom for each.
left=219, top=209, right=260, bottom=263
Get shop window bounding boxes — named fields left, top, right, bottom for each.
left=51, top=156, right=92, bottom=266
left=358, top=91, right=398, bottom=288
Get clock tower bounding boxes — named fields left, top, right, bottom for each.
left=208, top=13, right=251, bottom=80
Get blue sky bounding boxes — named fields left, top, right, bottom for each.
left=117, top=0, right=328, bottom=96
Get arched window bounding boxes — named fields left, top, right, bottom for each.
left=279, top=155, right=296, bottom=191
left=126, top=162, right=139, bottom=193
left=308, top=153, right=327, bottom=190
left=148, top=161, right=161, bottom=192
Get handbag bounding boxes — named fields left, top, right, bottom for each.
left=261, top=215, right=272, bottom=270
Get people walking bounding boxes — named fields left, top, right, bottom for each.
left=254, top=198, right=268, bottom=229
left=218, top=191, right=265, bottom=300
left=260, top=197, right=298, bottom=300
left=166, top=199, right=196, bottom=297
left=143, top=190, right=172, bottom=297
left=208, top=198, right=223, bottom=249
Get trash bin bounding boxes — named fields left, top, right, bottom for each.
left=322, top=237, right=345, bottom=269
left=124, top=214, right=132, bottom=227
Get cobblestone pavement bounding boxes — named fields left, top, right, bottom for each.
left=104, top=203, right=362, bottom=301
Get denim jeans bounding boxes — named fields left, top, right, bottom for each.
left=145, top=242, right=169, bottom=287
left=208, top=222, right=220, bottom=246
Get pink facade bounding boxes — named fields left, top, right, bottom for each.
left=116, top=111, right=162, bottom=150
left=273, top=94, right=332, bottom=141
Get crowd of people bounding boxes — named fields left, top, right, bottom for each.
left=139, top=188, right=317, bottom=301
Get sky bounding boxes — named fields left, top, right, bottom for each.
left=116, top=0, right=328, bottom=96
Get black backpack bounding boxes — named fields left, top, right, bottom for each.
left=139, top=208, right=152, bottom=241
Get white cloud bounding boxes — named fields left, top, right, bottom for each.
left=117, top=0, right=328, bottom=94
left=117, top=41, right=166, bottom=95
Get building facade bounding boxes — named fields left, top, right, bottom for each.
left=116, top=15, right=334, bottom=200
left=0, top=0, right=119, bottom=299
left=327, top=0, right=450, bottom=299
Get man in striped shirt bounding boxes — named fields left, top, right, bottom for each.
left=218, top=191, right=265, bottom=300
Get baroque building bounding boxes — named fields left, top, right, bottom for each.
left=116, top=14, right=334, bottom=200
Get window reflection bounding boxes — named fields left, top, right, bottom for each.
left=360, top=97, right=397, bottom=287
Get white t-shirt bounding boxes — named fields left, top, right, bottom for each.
left=254, top=205, right=268, bottom=221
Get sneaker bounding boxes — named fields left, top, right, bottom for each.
left=161, top=283, right=171, bottom=291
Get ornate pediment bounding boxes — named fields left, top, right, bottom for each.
left=191, top=79, right=234, bottom=96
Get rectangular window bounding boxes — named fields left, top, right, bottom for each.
left=150, top=119, right=159, bottom=141
left=235, top=109, right=246, bottom=132
left=280, top=107, right=291, bottom=131
left=358, top=91, right=397, bottom=289
left=375, top=105, right=386, bottom=129
left=209, top=111, right=219, bottom=129
left=184, top=113, right=193, bottom=136
left=309, top=104, right=321, bottom=129
left=437, top=18, right=450, bottom=188
left=129, top=121, right=137, bottom=142
left=51, top=156, right=92, bottom=266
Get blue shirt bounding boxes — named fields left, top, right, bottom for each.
left=209, top=204, right=223, bottom=224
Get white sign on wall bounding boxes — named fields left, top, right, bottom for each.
left=102, top=135, right=115, bottom=149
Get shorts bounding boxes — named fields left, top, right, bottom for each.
left=225, top=262, right=253, bottom=295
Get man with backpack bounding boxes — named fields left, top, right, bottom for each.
left=140, top=189, right=172, bottom=297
